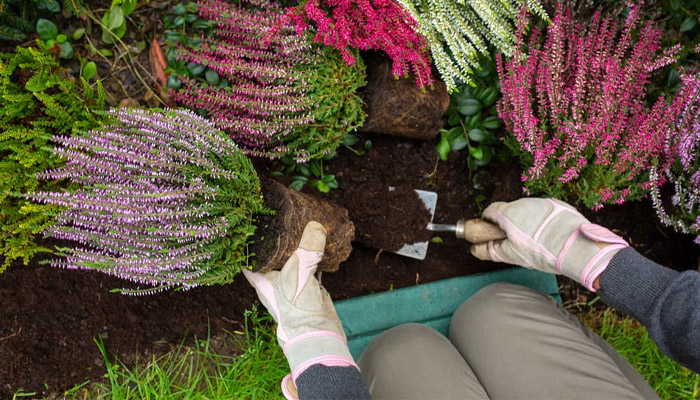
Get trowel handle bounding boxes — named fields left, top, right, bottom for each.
left=428, top=219, right=507, bottom=242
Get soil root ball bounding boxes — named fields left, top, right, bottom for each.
left=358, top=52, right=449, bottom=140
left=254, top=180, right=355, bottom=273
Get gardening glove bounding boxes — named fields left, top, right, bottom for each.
left=243, top=221, right=358, bottom=400
left=467, top=198, right=629, bottom=292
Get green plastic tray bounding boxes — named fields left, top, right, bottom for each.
left=335, top=267, right=560, bottom=359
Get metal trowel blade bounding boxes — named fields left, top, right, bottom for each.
left=392, top=189, right=437, bottom=260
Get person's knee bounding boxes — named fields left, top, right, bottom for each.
left=358, top=323, right=443, bottom=368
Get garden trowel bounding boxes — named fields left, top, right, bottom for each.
left=394, top=190, right=506, bottom=260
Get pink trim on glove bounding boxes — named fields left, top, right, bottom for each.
left=292, top=355, right=359, bottom=382
left=292, top=248, right=324, bottom=304
left=533, top=199, right=573, bottom=241
left=488, top=241, right=505, bottom=263
left=580, top=224, right=628, bottom=246
left=281, top=374, right=298, bottom=400
left=579, top=243, right=628, bottom=291
left=282, top=330, right=347, bottom=356
left=557, top=228, right=582, bottom=273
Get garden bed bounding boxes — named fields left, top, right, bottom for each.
left=2, top=132, right=699, bottom=397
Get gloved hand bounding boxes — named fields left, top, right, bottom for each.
left=466, top=198, right=629, bottom=291
left=243, top=221, right=358, bottom=400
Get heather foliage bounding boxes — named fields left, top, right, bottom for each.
left=395, top=0, right=548, bottom=93
left=0, top=46, right=104, bottom=273
left=171, top=0, right=366, bottom=162
left=278, top=0, right=433, bottom=89
left=498, top=6, right=688, bottom=209
left=650, top=74, right=700, bottom=244
left=32, top=108, right=268, bottom=294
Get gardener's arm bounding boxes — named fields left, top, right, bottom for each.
left=597, top=247, right=700, bottom=373
left=243, top=222, right=371, bottom=400
left=467, top=198, right=700, bottom=374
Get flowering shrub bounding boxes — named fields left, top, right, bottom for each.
left=31, top=108, right=268, bottom=294
left=278, top=0, right=433, bottom=89
left=171, top=0, right=366, bottom=162
left=650, top=73, right=700, bottom=244
left=395, top=0, right=547, bottom=93
left=0, top=46, right=104, bottom=273
left=498, top=5, right=689, bottom=209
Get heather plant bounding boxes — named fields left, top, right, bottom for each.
left=0, top=45, right=104, bottom=273
left=277, top=0, right=433, bottom=89
left=498, top=5, right=691, bottom=209
left=395, top=0, right=548, bottom=93
left=31, top=108, right=268, bottom=294
left=170, top=0, right=366, bottom=162
left=650, top=73, right=700, bottom=244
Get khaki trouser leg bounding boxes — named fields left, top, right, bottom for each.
left=449, top=282, right=659, bottom=399
left=358, top=323, right=489, bottom=399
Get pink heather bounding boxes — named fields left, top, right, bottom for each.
left=498, top=5, right=689, bottom=207
left=273, top=0, right=433, bottom=89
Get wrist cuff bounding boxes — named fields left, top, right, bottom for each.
left=283, top=331, right=358, bottom=382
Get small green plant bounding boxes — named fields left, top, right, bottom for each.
left=272, top=154, right=340, bottom=193
left=100, top=0, right=138, bottom=44
left=0, top=45, right=104, bottom=273
left=436, top=54, right=505, bottom=171
left=0, top=0, right=84, bottom=41
left=72, top=309, right=286, bottom=398
left=36, top=18, right=74, bottom=59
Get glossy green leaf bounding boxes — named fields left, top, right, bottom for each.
left=99, top=48, right=114, bottom=57
left=309, top=161, right=322, bottom=177
left=166, top=75, right=181, bottom=89
left=172, top=16, right=185, bottom=27
left=82, top=61, right=97, bottom=80
left=482, top=116, right=502, bottom=130
left=187, top=62, right=205, bottom=76
left=205, top=69, right=220, bottom=85
left=475, top=147, right=493, bottom=166
left=107, top=6, right=124, bottom=30
left=466, top=114, right=481, bottom=130
left=72, top=28, right=86, bottom=40
left=56, top=34, right=67, bottom=43
left=450, top=135, right=468, bottom=151
left=342, top=134, right=359, bottom=146
left=36, top=19, right=58, bottom=40
left=680, top=17, right=697, bottom=32
left=468, top=128, right=486, bottom=142
left=447, top=111, right=460, bottom=126
left=25, top=75, right=49, bottom=92
left=59, top=42, right=74, bottom=59
left=296, top=164, right=311, bottom=177
left=172, top=3, right=187, bottom=15
left=458, top=99, right=482, bottom=116
left=289, top=180, right=305, bottom=191
left=315, top=181, right=330, bottom=193
left=469, top=146, right=483, bottom=160
left=436, top=132, right=451, bottom=161
left=121, top=0, right=137, bottom=16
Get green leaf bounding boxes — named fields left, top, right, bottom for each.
left=166, top=75, right=181, bottom=89
left=269, top=171, right=284, bottom=177
left=288, top=180, right=305, bottom=191
left=296, top=164, right=311, bottom=177
left=99, top=48, right=113, bottom=57
left=445, top=126, right=462, bottom=141
left=430, top=236, right=443, bottom=244
left=172, top=3, right=187, bottom=15
left=107, top=6, right=124, bottom=30
left=482, top=116, right=502, bottom=130
left=475, top=195, right=487, bottom=202
left=469, top=146, right=483, bottom=160
left=205, top=69, right=220, bottom=85
left=292, top=175, right=308, bottom=183
left=680, top=17, right=697, bottom=32
left=458, top=99, right=482, bottom=116
left=59, top=41, right=74, bottom=59
left=82, top=61, right=97, bottom=80
left=36, top=19, right=58, bottom=40
left=56, top=33, right=67, bottom=43
left=72, top=28, right=86, bottom=40
left=436, top=132, right=451, bottom=161
left=121, top=0, right=137, bottom=16
left=187, top=62, right=205, bottom=76
left=186, top=13, right=197, bottom=23
left=323, top=175, right=339, bottom=189
left=475, top=147, right=493, bottom=166
left=25, top=75, right=49, bottom=92
left=192, top=19, right=213, bottom=29
left=172, top=16, right=185, bottom=27
left=342, top=134, right=359, bottom=146
left=309, top=161, right=322, bottom=177
left=450, top=135, right=468, bottom=151
left=482, top=87, right=499, bottom=107
left=364, top=140, right=372, bottom=150
left=315, top=181, right=330, bottom=193
left=466, top=114, right=481, bottom=130
left=468, top=128, right=486, bottom=142
left=447, top=111, right=460, bottom=126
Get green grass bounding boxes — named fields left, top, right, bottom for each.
left=64, top=308, right=288, bottom=399
left=580, top=308, right=700, bottom=399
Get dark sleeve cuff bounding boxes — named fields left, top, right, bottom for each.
left=598, top=247, right=678, bottom=324
left=296, top=364, right=371, bottom=400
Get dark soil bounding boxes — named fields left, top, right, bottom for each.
left=2, top=132, right=700, bottom=397
left=346, top=184, right=433, bottom=251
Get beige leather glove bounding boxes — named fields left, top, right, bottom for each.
left=467, top=198, right=629, bottom=291
left=243, top=221, right=358, bottom=399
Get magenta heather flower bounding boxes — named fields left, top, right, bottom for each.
left=276, top=0, right=433, bottom=89
left=650, top=73, right=700, bottom=244
left=498, top=5, right=688, bottom=209
left=31, top=108, right=267, bottom=294
left=171, top=0, right=366, bottom=162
